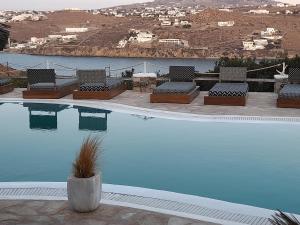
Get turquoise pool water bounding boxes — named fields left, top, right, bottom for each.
left=0, top=102, right=299, bottom=213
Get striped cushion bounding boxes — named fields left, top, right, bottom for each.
left=209, top=83, right=248, bottom=97
left=279, top=84, right=300, bottom=99
left=0, top=78, right=11, bottom=86
left=153, top=82, right=196, bottom=94
left=80, top=79, right=122, bottom=91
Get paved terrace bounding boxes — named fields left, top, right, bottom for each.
left=0, top=200, right=216, bottom=225
left=1, top=89, right=300, bottom=117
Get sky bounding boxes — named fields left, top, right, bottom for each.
left=0, top=0, right=152, bottom=11
left=0, top=0, right=299, bottom=10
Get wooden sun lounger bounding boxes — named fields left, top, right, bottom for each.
left=277, top=68, right=300, bottom=108
left=0, top=79, right=14, bottom=94
left=72, top=70, right=126, bottom=100
left=150, top=87, right=199, bottom=104
left=23, top=69, right=78, bottom=99
left=150, top=66, right=199, bottom=104
left=204, top=67, right=248, bottom=106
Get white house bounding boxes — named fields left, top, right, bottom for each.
left=218, top=21, right=235, bottom=27
left=253, top=39, right=268, bottom=46
left=219, top=8, right=233, bottom=12
left=11, top=14, right=33, bottom=22
left=161, top=20, right=172, bottom=26
left=48, top=35, right=63, bottom=40
left=243, top=41, right=265, bottom=51
left=65, top=28, right=88, bottom=33
left=159, top=39, right=189, bottom=47
left=248, top=9, right=270, bottom=14
left=180, top=20, right=191, bottom=26
left=30, top=37, right=46, bottom=45
left=62, top=35, right=77, bottom=42
left=117, top=39, right=127, bottom=48
left=136, top=31, right=156, bottom=43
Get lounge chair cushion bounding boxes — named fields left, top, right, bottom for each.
left=209, top=83, right=248, bottom=97
left=153, top=82, right=196, bottom=94
left=80, top=78, right=123, bottom=91
left=289, top=68, right=300, bottom=83
left=279, top=84, right=300, bottom=99
left=169, top=66, right=195, bottom=82
left=0, top=78, right=11, bottom=86
left=30, top=78, right=78, bottom=90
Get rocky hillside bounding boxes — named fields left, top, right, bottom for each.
left=122, top=0, right=276, bottom=8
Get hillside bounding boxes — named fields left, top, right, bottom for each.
left=119, top=0, right=276, bottom=8
left=7, top=8, right=300, bottom=58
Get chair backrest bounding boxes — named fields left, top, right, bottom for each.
left=77, top=70, right=106, bottom=84
left=219, top=67, right=247, bottom=82
left=288, top=68, right=300, bottom=83
left=27, top=69, right=56, bottom=85
left=169, top=66, right=195, bottom=82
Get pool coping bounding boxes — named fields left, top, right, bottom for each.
left=1, top=97, right=300, bottom=124
left=2, top=182, right=298, bottom=225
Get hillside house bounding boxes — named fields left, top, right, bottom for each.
left=65, top=28, right=88, bottom=33
left=218, top=21, right=235, bottom=27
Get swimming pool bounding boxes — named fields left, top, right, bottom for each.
left=0, top=102, right=299, bottom=213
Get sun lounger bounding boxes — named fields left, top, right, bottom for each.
left=0, top=78, right=14, bottom=94
left=23, top=69, right=78, bottom=99
left=150, top=66, right=199, bottom=104
left=204, top=67, right=248, bottom=106
left=277, top=68, right=300, bottom=108
left=73, top=69, right=125, bottom=100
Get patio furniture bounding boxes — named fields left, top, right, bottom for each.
left=74, top=106, right=111, bottom=131
left=0, top=78, right=14, bottom=94
left=23, top=103, right=68, bottom=130
left=204, top=67, right=248, bottom=106
left=277, top=68, right=300, bottom=108
left=23, top=69, right=78, bottom=99
left=150, top=66, right=199, bottom=104
left=0, top=23, right=9, bottom=51
left=73, top=70, right=125, bottom=100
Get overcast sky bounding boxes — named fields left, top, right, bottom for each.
left=0, top=0, right=152, bottom=11
left=0, top=0, right=299, bottom=10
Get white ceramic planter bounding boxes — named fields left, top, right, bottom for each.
left=67, top=173, right=101, bottom=213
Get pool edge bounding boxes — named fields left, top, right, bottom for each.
left=1, top=97, right=300, bottom=124
left=1, top=182, right=296, bottom=225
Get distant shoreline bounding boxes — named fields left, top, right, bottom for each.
left=3, top=50, right=285, bottom=61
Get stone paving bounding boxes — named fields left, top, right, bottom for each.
left=1, top=89, right=300, bottom=117
left=0, top=200, right=218, bottom=225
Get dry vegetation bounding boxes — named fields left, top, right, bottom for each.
left=73, top=136, right=101, bottom=179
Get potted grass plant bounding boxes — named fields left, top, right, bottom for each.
left=67, top=136, right=101, bottom=212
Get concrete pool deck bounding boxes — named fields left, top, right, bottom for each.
left=0, top=200, right=217, bottom=225
left=1, top=89, right=300, bottom=118
left=0, top=183, right=285, bottom=225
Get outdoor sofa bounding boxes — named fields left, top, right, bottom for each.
left=277, top=68, right=300, bottom=108
left=150, top=66, right=199, bottom=104
left=73, top=69, right=125, bottom=100
left=23, top=69, right=78, bottom=99
left=204, top=67, right=248, bottom=106
left=0, top=78, right=14, bottom=94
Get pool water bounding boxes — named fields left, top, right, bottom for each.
left=0, top=102, right=299, bottom=213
